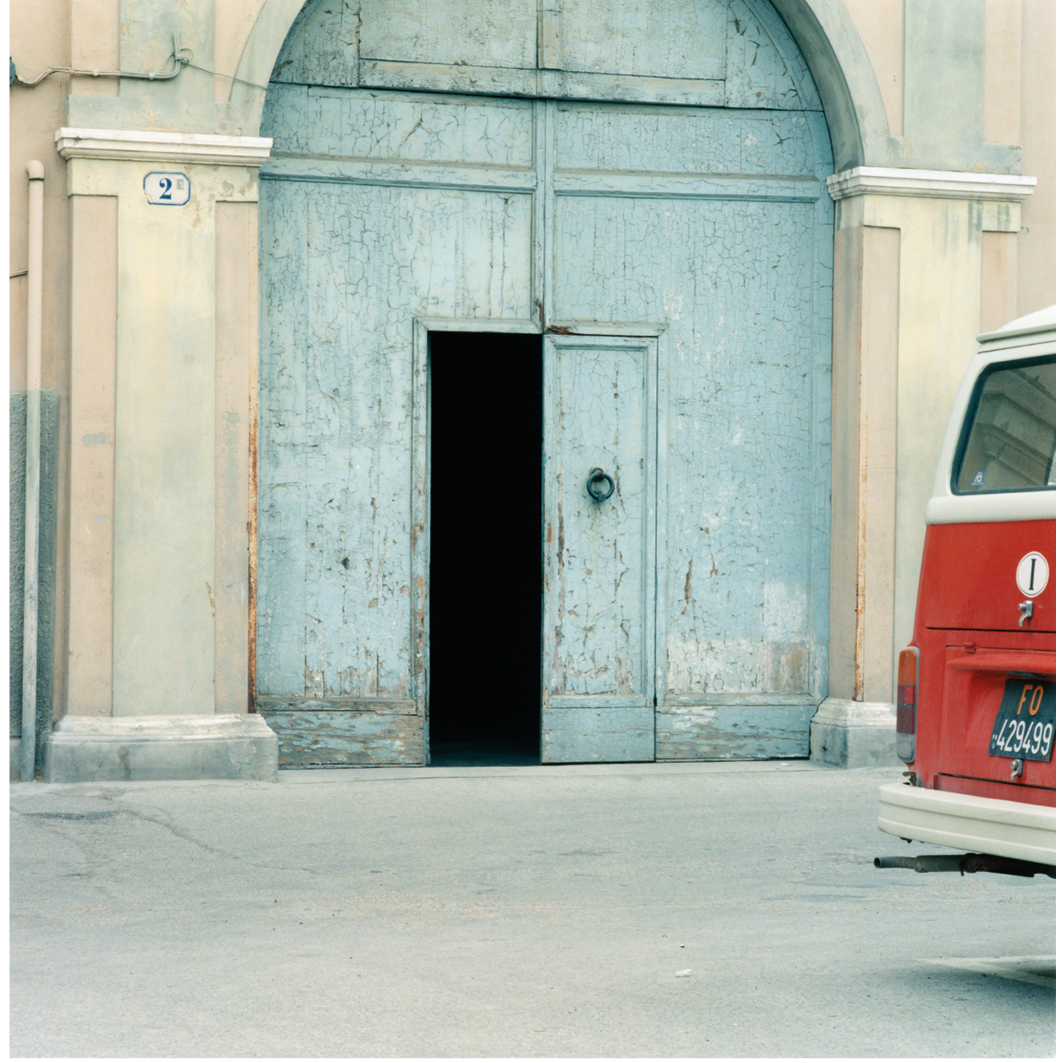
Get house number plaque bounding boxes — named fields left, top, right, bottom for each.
left=144, top=172, right=190, bottom=206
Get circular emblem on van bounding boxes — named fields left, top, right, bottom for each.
left=1016, top=552, right=1049, bottom=598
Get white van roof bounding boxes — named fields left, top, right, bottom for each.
left=977, top=305, right=1056, bottom=345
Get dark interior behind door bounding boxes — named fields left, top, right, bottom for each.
left=428, top=331, right=543, bottom=760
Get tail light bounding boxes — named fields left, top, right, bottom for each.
left=896, top=647, right=919, bottom=763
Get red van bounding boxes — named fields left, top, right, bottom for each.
left=877, top=307, right=1056, bottom=878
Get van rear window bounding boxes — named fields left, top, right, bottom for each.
left=954, top=357, right=1056, bottom=494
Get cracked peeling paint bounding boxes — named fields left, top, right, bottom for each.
left=546, top=342, right=649, bottom=700
left=257, top=0, right=832, bottom=764
left=666, top=634, right=814, bottom=695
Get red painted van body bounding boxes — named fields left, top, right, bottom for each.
left=878, top=308, right=1056, bottom=872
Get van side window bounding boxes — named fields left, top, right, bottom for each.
left=954, top=357, right=1056, bottom=493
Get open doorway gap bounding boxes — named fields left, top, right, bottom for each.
left=427, top=330, right=543, bottom=766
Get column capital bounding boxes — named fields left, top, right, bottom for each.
left=827, top=166, right=1036, bottom=203
left=56, top=128, right=273, bottom=167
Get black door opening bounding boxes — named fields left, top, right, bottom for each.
left=427, top=331, right=543, bottom=764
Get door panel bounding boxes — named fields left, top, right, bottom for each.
left=259, top=72, right=833, bottom=765
left=256, top=92, right=538, bottom=764
left=542, top=334, right=658, bottom=762
left=548, top=101, right=832, bottom=759
left=275, top=0, right=822, bottom=109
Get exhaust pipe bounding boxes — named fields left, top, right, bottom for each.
left=875, top=855, right=968, bottom=873
left=875, top=854, right=1054, bottom=878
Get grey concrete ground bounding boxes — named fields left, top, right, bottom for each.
left=9, top=759, right=1056, bottom=1058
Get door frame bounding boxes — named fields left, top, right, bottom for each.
left=412, top=317, right=667, bottom=762
left=541, top=330, right=666, bottom=762
left=412, top=317, right=542, bottom=761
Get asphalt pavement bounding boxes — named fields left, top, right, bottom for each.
left=9, top=757, right=1056, bottom=1057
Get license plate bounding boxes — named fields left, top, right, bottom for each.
left=989, top=680, right=1056, bottom=761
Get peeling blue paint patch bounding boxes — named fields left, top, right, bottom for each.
left=542, top=707, right=655, bottom=763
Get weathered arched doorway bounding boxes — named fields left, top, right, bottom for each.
left=255, top=0, right=834, bottom=766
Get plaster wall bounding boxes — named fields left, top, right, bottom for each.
left=10, top=394, right=60, bottom=756
left=9, top=1, right=73, bottom=753
left=110, top=160, right=218, bottom=716
left=903, top=0, right=988, bottom=171
left=70, top=0, right=119, bottom=97
left=1017, top=0, right=1056, bottom=317
left=890, top=198, right=989, bottom=654
left=832, top=187, right=1027, bottom=690
left=984, top=0, right=1022, bottom=147
left=9, top=3, right=71, bottom=395
left=841, top=0, right=903, bottom=138
left=61, top=150, right=262, bottom=717
left=67, top=194, right=117, bottom=717
left=828, top=224, right=899, bottom=704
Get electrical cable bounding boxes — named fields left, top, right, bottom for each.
left=11, top=33, right=191, bottom=87
left=13, top=29, right=283, bottom=96
left=184, top=63, right=271, bottom=93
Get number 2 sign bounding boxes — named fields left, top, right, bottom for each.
left=144, top=172, right=190, bottom=206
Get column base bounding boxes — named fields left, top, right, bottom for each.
left=810, top=697, right=900, bottom=768
left=41, top=713, right=278, bottom=783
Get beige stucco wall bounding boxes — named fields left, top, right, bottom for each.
left=1017, top=0, right=1056, bottom=318
left=9, top=0, right=1055, bottom=766
left=67, top=193, right=117, bottom=716
left=56, top=141, right=264, bottom=718
left=843, top=0, right=904, bottom=138
left=10, top=1, right=73, bottom=726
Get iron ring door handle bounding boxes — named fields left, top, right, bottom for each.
left=586, top=468, right=615, bottom=502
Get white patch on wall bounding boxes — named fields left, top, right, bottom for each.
left=666, top=634, right=810, bottom=695
left=763, top=580, right=807, bottom=640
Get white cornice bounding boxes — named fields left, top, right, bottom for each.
left=55, top=128, right=273, bottom=167
left=827, top=166, right=1036, bottom=202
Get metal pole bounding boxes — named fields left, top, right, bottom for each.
left=22, top=161, right=44, bottom=781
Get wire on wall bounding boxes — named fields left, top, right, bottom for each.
left=10, top=33, right=191, bottom=87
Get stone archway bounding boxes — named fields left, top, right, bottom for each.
left=230, top=0, right=891, bottom=168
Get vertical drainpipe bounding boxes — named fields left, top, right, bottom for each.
left=22, top=161, right=44, bottom=781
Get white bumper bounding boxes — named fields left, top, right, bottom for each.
left=878, top=782, right=1056, bottom=866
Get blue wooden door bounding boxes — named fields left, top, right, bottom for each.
left=542, top=335, right=659, bottom=761
left=254, top=92, right=539, bottom=765
left=257, top=0, right=834, bottom=766
left=543, top=98, right=833, bottom=761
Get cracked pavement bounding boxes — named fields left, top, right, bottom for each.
left=10, top=760, right=1056, bottom=1057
